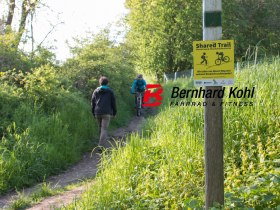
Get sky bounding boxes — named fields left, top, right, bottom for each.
left=28, top=0, right=129, bottom=61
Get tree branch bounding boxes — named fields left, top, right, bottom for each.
left=36, top=21, right=64, bottom=49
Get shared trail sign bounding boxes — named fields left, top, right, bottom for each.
left=193, top=40, right=234, bottom=86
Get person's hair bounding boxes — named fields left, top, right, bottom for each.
left=99, top=76, right=109, bottom=86
left=137, top=74, right=143, bottom=79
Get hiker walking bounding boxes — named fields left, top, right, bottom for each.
left=201, top=52, right=208, bottom=65
left=91, top=76, right=117, bottom=150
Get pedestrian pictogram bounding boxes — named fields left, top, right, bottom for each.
left=193, top=40, right=234, bottom=86
left=201, top=52, right=208, bottom=65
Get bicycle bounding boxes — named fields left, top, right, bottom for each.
left=215, top=55, right=230, bottom=65
left=133, top=91, right=144, bottom=117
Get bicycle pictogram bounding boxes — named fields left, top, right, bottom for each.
left=215, top=52, right=230, bottom=65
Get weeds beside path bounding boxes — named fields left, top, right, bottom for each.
left=0, top=110, right=152, bottom=209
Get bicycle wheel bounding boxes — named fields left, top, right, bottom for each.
left=223, top=56, right=230, bottom=62
left=215, top=59, right=221, bottom=65
left=137, top=108, right=141, bottom=116
left=136, top=93, right=142, bottom=116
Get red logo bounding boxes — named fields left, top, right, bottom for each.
left=143, top=84, right=163, bottom=107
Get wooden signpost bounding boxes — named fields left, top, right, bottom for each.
left=202, top=0, right=225, bottom=209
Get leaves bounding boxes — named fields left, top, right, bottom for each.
left=63, top=29, right=135, bottom=100
left=126, top=0, right=280, bottom=78
left=126, top=0, right=201, bottom=79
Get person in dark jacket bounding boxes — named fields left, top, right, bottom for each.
left=91, top=76, right=117, bottom=149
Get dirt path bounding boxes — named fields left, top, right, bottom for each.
left=0, top=112, right=150, bottom=210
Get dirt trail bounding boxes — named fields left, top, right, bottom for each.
left=0, top=112, right=151, bottom=210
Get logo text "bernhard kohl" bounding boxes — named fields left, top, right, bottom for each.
left=171, top=87, right=255, bottom=99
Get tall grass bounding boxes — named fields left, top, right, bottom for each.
left=0, top=65, right=135, bottom=194
left=65, top=57, right=280, bottom=209
left=0, top=92, right=94, bottom=193
left=223, top=57, right=280, bottom=208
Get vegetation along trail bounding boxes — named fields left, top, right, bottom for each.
left=1, top=0, right=279, bottom=209
left=0, top=113, right=150, bottom=209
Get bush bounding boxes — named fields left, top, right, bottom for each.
left=0, top=33, right=32, bottom=72
left=0, top=65, right=95, bottom=194
left=0, top=32, right=137, bottom=193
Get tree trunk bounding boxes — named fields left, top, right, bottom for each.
left=15, top=0, right=30, bottom=49
left=5, top=0, right=16, bottom=27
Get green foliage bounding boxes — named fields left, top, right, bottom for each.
left=126, top=0, right=201, bottom=78
left=125, top=0, right=280, bottom=78
left=63, top=30, right=136, bottom=126
left=10, top=195, right=32, bottom=210
left=223, top=0, right=280, bottom=60
left=0, top=33, right=31, bottom=72
left=65, top=58, right=280, bottom=209
left=0, top=33, right=56, bottom=72
left=0, top=27, right=137, bottom=194
left=10, top=182, right=62, bottom=210
left=30, top=46, right=57, bottom=68
left=64, top=30, right=135, bottom=98
left=223, top=58, right=280, bottom=208
left=0, top=65, right=95, bottom=194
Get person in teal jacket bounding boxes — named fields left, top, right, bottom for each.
left=130, top=74, right=147, bottom=93
left=130, top=74, right=147, bottom=106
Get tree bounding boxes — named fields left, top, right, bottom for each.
left=125, top=0, right=201, bottom=79
left=0, top=32, right=31, bottom=71
left=223, top=0, right=280, bottom=60
left=125, top=0, right=280, bottom=79
left=2, top=0, right=40, bottom=49
left=63, top=29, right=135, bottom=99
left=5, top=0, right=16, bottom=27
left=0, top=0, right=60, bottom=72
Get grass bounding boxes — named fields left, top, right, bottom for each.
left=9, top=177, right=97, bottom=210
left=0, top=65, right=135, bottom=194
left=63, top=57, right=280, bottom=209
left=0, top=92, right=95, bottom=193
left=10, top=182, right=64, bottom=210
